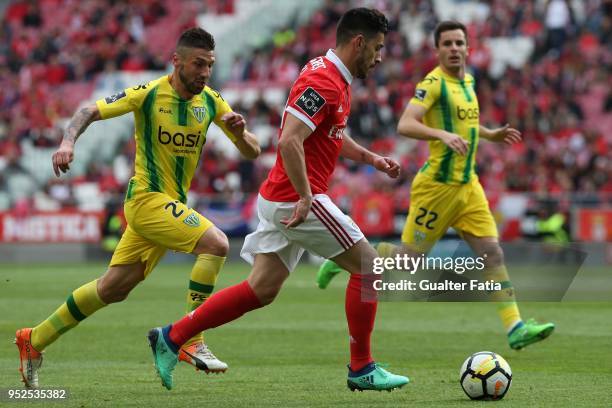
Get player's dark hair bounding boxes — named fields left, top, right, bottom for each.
left=336, top=8, right=389, bottom=45
left=434, top=20, right=467, bottom=48
left=177, top=27, right=215, bottom=51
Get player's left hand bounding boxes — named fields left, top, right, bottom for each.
left=221, top=112, right=246, bottom=139
left=489, top=124, right=522, bottom=145
left=373, top=156, right=400, bottom=179
left=281, top=195, right=313, bottom=228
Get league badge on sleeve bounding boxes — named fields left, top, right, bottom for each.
left=415, top=89, right=427, bottom=101
left=104, top=91, right=126, bottom=104
left=295, top=87, right=326, bottom=118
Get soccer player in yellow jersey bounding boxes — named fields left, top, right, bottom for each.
left=318, top=21, right=555, bottom=350
left=15, top=28, right=261, bottom=388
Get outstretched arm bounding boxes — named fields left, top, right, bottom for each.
left=397, top=104, right=469, bottom=156
left=52, top=104, right=101, bottom=176
left=340, top=134, right=400, bottom=178
left=221, top=112, right=261, bottom=159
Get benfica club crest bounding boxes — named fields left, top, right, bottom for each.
left=192, top=106, right=206, bottom=123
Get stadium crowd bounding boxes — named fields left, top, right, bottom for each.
left=226, top=0, right=611, bottom=207
left=0, top=0, right=610, bottom=215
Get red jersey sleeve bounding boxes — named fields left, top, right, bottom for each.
left=285, top=70, right=339, bottom=131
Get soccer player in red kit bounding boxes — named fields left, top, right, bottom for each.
left=148, top=8, right=410, bottom=392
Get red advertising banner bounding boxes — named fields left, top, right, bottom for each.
left=574, top=208, right=612, bottom=242
left=0, top=211, right=104, bottom=243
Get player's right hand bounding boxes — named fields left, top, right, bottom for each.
left=52, top=141, right=75, bottom=177
left=281, top=196, right=312, bottom=228
left=439, top=131, right=469, bottom=156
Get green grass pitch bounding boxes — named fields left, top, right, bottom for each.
left=1, top=263, right=611, bottom=407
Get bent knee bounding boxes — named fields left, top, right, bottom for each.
left=194, top=228, right=229, bottom=257
left=211, top=234, right=229, bottom=256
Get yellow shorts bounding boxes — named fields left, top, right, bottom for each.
left=110, top=192, right=214, bottom=277
left=401, top=172, right=498, bottom=251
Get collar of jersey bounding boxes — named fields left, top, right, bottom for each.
left=326, top=49, right=353, bottom=85
left=434, top=66, right=471, bottom=84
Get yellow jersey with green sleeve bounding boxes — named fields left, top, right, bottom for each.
left=409, top=66, right=480, bottom=185
left=95, top=75, right=236, bottom=203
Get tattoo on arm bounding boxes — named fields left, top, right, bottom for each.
left=64, top=107, right=97, bottom=144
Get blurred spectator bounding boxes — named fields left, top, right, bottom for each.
left=544, top=0, right=575, bottom=52
left=229, top=55, right=248, bottom=82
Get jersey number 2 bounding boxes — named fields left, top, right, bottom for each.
left=415, top=207, right=438, bottom=230
left=165, top=201, right=184, bottom=218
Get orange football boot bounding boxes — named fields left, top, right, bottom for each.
left=15, top=328, right=43, bottom=389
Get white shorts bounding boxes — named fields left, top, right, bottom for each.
left=241, top=194, right=365, bottom=272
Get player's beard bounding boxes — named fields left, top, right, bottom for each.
left=178, top=65, right=205, bottom=95
left=355, top=55, right=369, bottom=79
left=355, top=53, right=375, bottom=79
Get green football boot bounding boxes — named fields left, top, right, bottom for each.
left=347, top=362, right=409, bottom=392
left=147, top=326, right=179, bottom=390
left=508, top=318, right=555, bottom=350
left=316, top=259, right=344, bottom=289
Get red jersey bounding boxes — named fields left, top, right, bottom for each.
left=260, top=49, right=353, bottom=202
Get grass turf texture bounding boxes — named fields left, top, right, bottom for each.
left=1, top=263, right=611, bottom=407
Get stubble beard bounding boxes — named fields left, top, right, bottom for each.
left=178, top=66, right=204, bottom=95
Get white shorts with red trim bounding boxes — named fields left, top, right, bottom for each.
left=241, top=194, right=364, bottom=272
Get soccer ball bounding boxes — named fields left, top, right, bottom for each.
left=459, top=351, right=512, bottom=400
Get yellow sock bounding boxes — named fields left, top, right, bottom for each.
left=31, top=280, right=106, bottom=351
left=184, top=254, right=226, bottom=346
left=498, top=301, right=522, bottom=333
left=484, top=265, right=522, bottom=333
